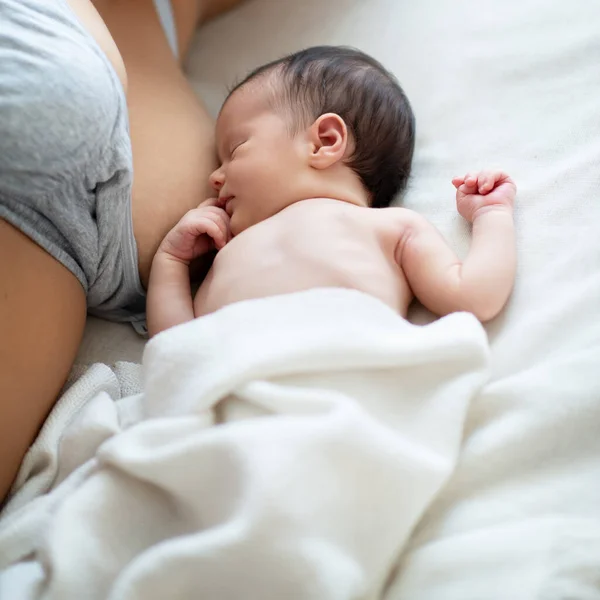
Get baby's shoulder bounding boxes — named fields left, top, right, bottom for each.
left=370, top=206, right=424, bottom=228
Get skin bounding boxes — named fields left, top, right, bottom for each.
left=0, top=0, right=245, bottom=503
left=147, top=81, right=517, bottom=337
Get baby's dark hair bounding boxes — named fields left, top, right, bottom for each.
left=226, top=46, right=415, bottom=208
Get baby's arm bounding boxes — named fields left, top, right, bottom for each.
left=397, top=170, right=516, bottom=322
left=147, top=200, right=230, bottom=337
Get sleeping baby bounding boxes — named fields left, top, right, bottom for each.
left=147, top=46, right=516, bottom=337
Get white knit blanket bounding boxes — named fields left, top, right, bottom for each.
left=0, top=289, right=488, bottom=599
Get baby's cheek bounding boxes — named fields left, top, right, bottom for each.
left=230, top=208, right=254, bottom=236
left=228, top=212, right=241, bottom=236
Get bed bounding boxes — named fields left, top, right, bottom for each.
left=3, top=0, right=600, bottom=597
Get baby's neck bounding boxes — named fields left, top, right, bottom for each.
left=303, top=167, right=370, bottom=209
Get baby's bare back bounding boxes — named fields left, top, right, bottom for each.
left=193, top=199, right=412, bottom=317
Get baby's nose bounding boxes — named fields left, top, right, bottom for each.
left=209, top=167, right=225, bottom=191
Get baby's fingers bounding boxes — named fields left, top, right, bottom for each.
left=478, top=170, right=515, bottom=194
left=452, top=175, right=465, bottom=189
left=203, top=220, right=227, bottom=250
left=455, top=171, right=506, bottom=194
left=476, top=170, right=498, bottom=194
left=201, top=213, right=231, bottom=248
left=199, top=197, right=220, bottom=208
left=460, top=172, right=479, bottom=194
left=205, top=211, right=232, bottom=249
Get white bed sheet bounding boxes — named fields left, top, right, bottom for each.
left=76, top=0, right=600, bottom=596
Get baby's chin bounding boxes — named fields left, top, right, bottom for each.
left=229, top=212, right=259, bottom=237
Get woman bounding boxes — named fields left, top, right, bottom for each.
left=0, top=0, right=243, bottom=501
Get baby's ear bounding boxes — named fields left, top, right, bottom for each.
left=307, top=113, right=349, bottom=169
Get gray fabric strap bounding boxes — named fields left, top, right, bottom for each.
left=153, top=0, right=178, bottom=58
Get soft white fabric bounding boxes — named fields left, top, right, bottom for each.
left=0, top=290, right=488, bottom=599
left=33, top=0, right=600, bottom=596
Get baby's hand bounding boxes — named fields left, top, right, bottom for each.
left=157, top=198, right=231, bottom=264
left=452, top=170, right=516, bottom=223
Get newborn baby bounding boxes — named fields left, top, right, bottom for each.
left=147, top=46, right=516, bottom=337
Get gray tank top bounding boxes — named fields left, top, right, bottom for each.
left=0, top=0, right=145, bottom=322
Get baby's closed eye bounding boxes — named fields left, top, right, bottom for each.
left=230, top=140, right=246, bottom=158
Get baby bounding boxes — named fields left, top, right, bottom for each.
left=147, top=46, right=516, bottom=337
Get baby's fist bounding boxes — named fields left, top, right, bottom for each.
left=158, top=198, right=231, bottom=264
left=452, top=170, right=516, bottom=223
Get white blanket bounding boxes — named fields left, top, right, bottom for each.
left=0, top=290, right=488, bottom=599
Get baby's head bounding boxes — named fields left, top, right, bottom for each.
left=210, top=46, right=415, bottom=235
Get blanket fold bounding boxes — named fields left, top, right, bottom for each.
left=0, top=289, right=489, bottom=600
